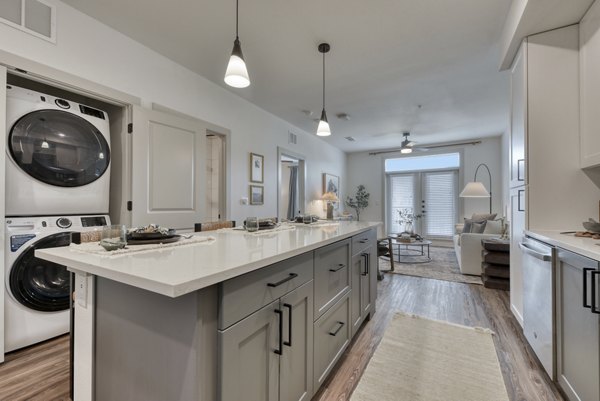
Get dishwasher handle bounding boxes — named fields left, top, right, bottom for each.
left=519, top=242, right=553, bottom=262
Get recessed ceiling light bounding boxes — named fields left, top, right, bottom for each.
left=336, top=113, right=350, bottom=121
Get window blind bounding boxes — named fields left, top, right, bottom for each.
left=387, top=174, right=416, bottom=233
left=422, top=171, right=457, bottom=237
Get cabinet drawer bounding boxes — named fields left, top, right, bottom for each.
left=313, top=292, right=350, bottom=388
left=314, top=239, right=350, bottom=319
left=352, top=229, right=376, bottom=256
left=219, top=253, right=313, bottom=329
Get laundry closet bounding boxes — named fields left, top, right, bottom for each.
left=0, top=51, right=229, bottom=365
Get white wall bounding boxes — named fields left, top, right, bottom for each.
left=0, top=0, right=346, bottom=224
left=346, top=136, right=504, bottom=231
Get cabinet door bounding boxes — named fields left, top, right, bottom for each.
left=219, top=300, right=280, bottom=401
left=509, top=188, right=526, bottom=325
left=280, top=281, right=314, bottom=401
left=580, top=1, right=600, bottom=168
left=510, top=42, right=527, bottom=188
left=556, top=250, right=600, bottom=401
left=131, top=106, right=207, bottom=230
left=350, top=253, right=363, bottom=336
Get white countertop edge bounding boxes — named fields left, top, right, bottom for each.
left=525, top=229, right=600, bottom=262
left=36, top=223, right=380, bottom=298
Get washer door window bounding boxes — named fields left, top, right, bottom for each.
left=9, top=110, right=110, bottom=187
left=10, top=232, right=72, bottom=312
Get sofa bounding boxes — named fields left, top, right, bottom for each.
left=452, top=217, right=506, bottom=276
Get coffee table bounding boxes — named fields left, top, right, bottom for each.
left=388, top=236, right=432, bottom=264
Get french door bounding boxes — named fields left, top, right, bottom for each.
left=386, top=169, right=458, bottom=238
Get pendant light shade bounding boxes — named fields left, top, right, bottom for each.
left=316, top=109, right=331, bottom=137
left=316, top=43, right=331, bottom=137
left=224, top=0, right=250, bottom=88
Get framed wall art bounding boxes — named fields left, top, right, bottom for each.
left=250, top=153, right=264, bottom=183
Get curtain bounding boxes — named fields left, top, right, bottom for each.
left=287, top=166, right=298, bottom=220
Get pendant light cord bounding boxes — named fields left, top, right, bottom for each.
left=322, top=51, right=326, bottom=109
left=236, top=0, right=239, bottom=39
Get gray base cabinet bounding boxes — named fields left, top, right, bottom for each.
left=219, top=281, right=314, bottom=401
left=218, top=229, right=377, bottom=401
left=556, top=249, right=600, bottom=401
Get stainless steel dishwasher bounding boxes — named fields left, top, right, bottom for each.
left=519, top=236, right=555, bottom=379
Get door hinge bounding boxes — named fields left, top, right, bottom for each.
left=127, top=123, right=133, bottom=133
left=127, top=201, right=132, bottom=211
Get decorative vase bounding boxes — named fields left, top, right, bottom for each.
left=403, top=221, right=413, bottom=234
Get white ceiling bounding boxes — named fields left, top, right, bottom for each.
left=62, top=0, right=512, bottom=153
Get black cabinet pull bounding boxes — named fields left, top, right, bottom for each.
left=583, top=268, right=595, bottom=308
left=359, top=238, right=369, bottom=244
left=274, top=309, right=283, bottom=355
left=267, top=273, right=298, bottom=287
left=329, top=264, right=345, bottom=272
left=517, top=190, right=525, bottom=212
left=283, top=303, right=292, bottom=347
left=592, top=271, right=600, bottom=314
left=361, top=253, right=369, bottom=276
left=329, top=321, right=345, bottom=336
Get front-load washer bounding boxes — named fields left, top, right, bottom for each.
left=6, top=85, right=111, bottom=216
left=4, top=214, right=109, bottom=352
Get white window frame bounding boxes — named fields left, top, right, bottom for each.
left=0, top=0, right=57, bottom=43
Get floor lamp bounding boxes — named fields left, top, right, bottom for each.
left=459, top=163, right=492, bottom=213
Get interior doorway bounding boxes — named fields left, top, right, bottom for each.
left=206, top=132, right=226, bottom=221
left=278, top=148, right=306, bottom=221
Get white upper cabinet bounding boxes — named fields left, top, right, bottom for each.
left=510, top=43, right=527, bottom=188
left=580, top=0, right=600, bottom=168
left=131, top=106, right=206, bottom=230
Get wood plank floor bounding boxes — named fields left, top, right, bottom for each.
left=314, top=272, right=565, bottom=401
left=0, top=268, right=565, bottom=401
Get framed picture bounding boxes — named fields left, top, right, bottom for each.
left=250, top=185, right=264, bottom=205
left=250, top=153, right=264, bottom=183
left=322, top=173, right=340, bottom=210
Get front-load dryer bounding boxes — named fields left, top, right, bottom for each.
left=4, top=214, right=109, bottom=352
left=6, top=85, right=111, bottom=216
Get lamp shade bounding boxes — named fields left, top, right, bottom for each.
left=224, top=39, right=250, bottom=88
left=316, top=109, right=331, bottom=137
left=459, top=182, right=490, bottom=198
left=321, top=191, right=339, bottom=202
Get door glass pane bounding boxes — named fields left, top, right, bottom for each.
left=9, top=232, right=72, bottom=312
left=0, top=0, right=22, bottom=25
left=388, top=174, right=416, bottom=233
left=24, top=0, right=51, bottom=38
left=422, top=171, right=458, bottom=237
left=9, top=110, right=110, bottom=187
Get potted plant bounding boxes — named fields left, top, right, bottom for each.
left=397, top=208, right=422, bottom=235
left=345, top=185, right=370, bottom=221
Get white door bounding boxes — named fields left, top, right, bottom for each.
left=131, top=106, right=206, bottom=230
left=0, top=66, right=7, bottom=363
left=421, top=170, right=458, bottom=238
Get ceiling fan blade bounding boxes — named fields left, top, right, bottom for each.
left=412, top=147, right=429, bottom=152
left=406, top=141, right=416, bottom=147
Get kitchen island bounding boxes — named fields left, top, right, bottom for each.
left=36, top=221, right=381, bottom=401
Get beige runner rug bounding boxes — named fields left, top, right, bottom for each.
left=350, top=313, right=509, bottom=401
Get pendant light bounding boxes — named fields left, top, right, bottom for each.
left=316, top=43, right=331, bottom=137
left=224, top=0, right=250, bottom=88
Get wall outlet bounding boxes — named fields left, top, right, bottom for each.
left=241, top=197, right=249, bottom=205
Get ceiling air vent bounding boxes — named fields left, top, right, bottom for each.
left=344, top=136, right=356, bottom=142
left=0, top=0, right=56, bottom=42
left=288, top=131, right=297, bottom=145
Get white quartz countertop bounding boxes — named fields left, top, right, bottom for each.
left=525, top=230, right=600, bottom=261
left=35, top=221, right=381, bottom=298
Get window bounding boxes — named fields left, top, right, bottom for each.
left=0, top=0, right=56, bottom=42
left=385, top=153, right=459, bottom=238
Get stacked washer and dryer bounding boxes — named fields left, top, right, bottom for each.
left=3, top=85, right=112, bottom=354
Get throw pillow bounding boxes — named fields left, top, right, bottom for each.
left=483, top=219, right=504, bottom=235
left=471, top=213, right=497, bottom=221
left=471, top=220, right=487, bottom=234
left=462, top=218, right=487, bottom=234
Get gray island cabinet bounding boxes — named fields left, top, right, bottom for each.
left=35, top=221, right=380, bottom=401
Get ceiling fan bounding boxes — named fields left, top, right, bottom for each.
left=369, top=132, right=482, bottom=156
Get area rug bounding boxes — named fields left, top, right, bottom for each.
left=350, top=313, right=509, bottom=401
left=379, top=246, right=482, bottom=285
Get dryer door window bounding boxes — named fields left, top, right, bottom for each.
left=9, top=109, right=110, bottom=187
left=9, top=232, right=72, bottom=312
